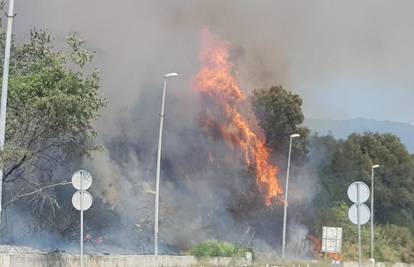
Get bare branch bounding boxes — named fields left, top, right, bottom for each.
left=4, top=181, right=71, bottom=209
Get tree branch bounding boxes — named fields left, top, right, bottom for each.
left=3, top=155, right=28, bottom=182
left=4, top=180, right=71, bottom=209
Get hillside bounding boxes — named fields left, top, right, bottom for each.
left=304, top=118, right=414, bottom=153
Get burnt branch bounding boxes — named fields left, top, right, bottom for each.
left=4, top=180, right=71, bottom=209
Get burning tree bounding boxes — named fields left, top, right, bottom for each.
left=189, top=29, right=314, bottom=252
left=194, top=28, right=283, bottom=206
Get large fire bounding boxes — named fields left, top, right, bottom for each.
left=193, top=28, right=283, bottom=206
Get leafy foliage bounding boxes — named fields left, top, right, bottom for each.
left=190, top=240, right=250, bottom=258
left=250, top=86, right=309, bottom=163
left=316, top=202, right=414, bottom=262
left=316, top=133, right=414, bottom=228
left=0, top=29, right=106, bottom=237
left=251, top=86, right=414, bottom=262
left=311, top=132, right=414, bottom=262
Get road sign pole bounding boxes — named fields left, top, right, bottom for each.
left=80, top=171, right=84, bottom=267
left=71, top=170, right=93, bottom=267
left=347, top=181, right=371, bottom=267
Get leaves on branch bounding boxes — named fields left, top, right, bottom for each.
left=0, top=28, right=106, bottom=238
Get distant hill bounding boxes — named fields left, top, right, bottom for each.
left=304, top=118, right=414, bottom=153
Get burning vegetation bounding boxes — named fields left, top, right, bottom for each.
left=1, top=2, right=413, bottom=263
left=194, top=28, right=283, bottom=206
left=1, top=26, right=317, bottom=258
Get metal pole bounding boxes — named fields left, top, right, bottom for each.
left=0, top=0, right=16, bottom=225
left=80, top=172, right=84, bottom=267
left=357, top=183, right=361, bottom=267
left=154, top=78, right=167, bottom=256
left=370, top=167, right=375, bottom=263
left=282, top=136, right=293, bottom=260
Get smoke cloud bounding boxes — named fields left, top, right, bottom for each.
left=12, top=0, right=414, bottom=123
left=4, top=0, right=413, bottom=256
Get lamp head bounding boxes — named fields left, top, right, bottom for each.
left=164, top=72, right=179, bottom=78
left=372, top=164, right=380, bottom=169
left=290, top=133, right=300, bottom=138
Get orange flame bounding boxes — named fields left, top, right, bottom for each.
left=308, top=234, right=342, bottom=261
left=308, top=235, right=322, bottom=257
left=193, top=28, right=283, bottom=206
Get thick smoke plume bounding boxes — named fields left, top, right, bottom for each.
left=81, top=28, right=319, bottom=256
left=13, top=0, right=414, bottom=124
left=7, top=0, right=411, bottom=257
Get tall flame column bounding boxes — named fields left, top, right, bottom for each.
left=154, top=72, right=179, bottom=256
left=282, top=133, right=300, bottom=260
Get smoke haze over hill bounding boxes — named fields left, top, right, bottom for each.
left=305, top=118, right=414, bottom=153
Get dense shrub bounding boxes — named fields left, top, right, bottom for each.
left=189, top=240, right=250, bottom=258
left=316, top=202, right=414, bottom=262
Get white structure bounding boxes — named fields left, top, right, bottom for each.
left=370, top=164, right=380, bottom=263
left=154, top=73, right=179, bottom=256
left=281, top=133, right=300, bottom=260
left=321, top=226, right=343, bottom=253
left=0, top=0, right=16, bottom=225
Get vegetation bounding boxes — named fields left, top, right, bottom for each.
left=250, top=85, right=310, bottom=163
left=311, top=132, right=414, bottom=262
left=190, top=240, right=251, bottom=258
left=252, top=86, right=414, bottom=263
left=316, top=133, right=414, bottom=227
left=0, top=24, right=411, bottom=262
left=0, top=29, right=106, bottom=238
left=316, top=203, right=414, bottom=262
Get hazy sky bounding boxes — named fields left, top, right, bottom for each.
left=9, top=0, right=414, bottom=125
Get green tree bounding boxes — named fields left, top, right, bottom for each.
left=250, top=86, right=309, bottom=163
left=318, top=132, right=414, bottom=228
left=0, top=30, right=106, bottom=236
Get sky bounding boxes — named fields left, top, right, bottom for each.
left=8, top=0, right=414, bottom=125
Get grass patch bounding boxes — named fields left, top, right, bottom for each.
left=189, top=240, right=251, bottom=258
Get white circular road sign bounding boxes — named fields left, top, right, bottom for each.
left=71, top=170, right=93, bottom=191
left=348, top=203, right=371, bottom=225
left=347, top=181, right=370, bottom=203
left=72, top=191, right=93, bottom=211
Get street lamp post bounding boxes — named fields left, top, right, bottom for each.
left=0, top=0, right=16, bottom=225
left=370, top=164, right=380, bottom=264
left=154, top=72, right=178, bottom=256
left=282, top=133, right=300, bottom=260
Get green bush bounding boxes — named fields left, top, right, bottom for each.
left=189, top=240, right=250, bottom=258
left=316, top=202, right=414, bottom=263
